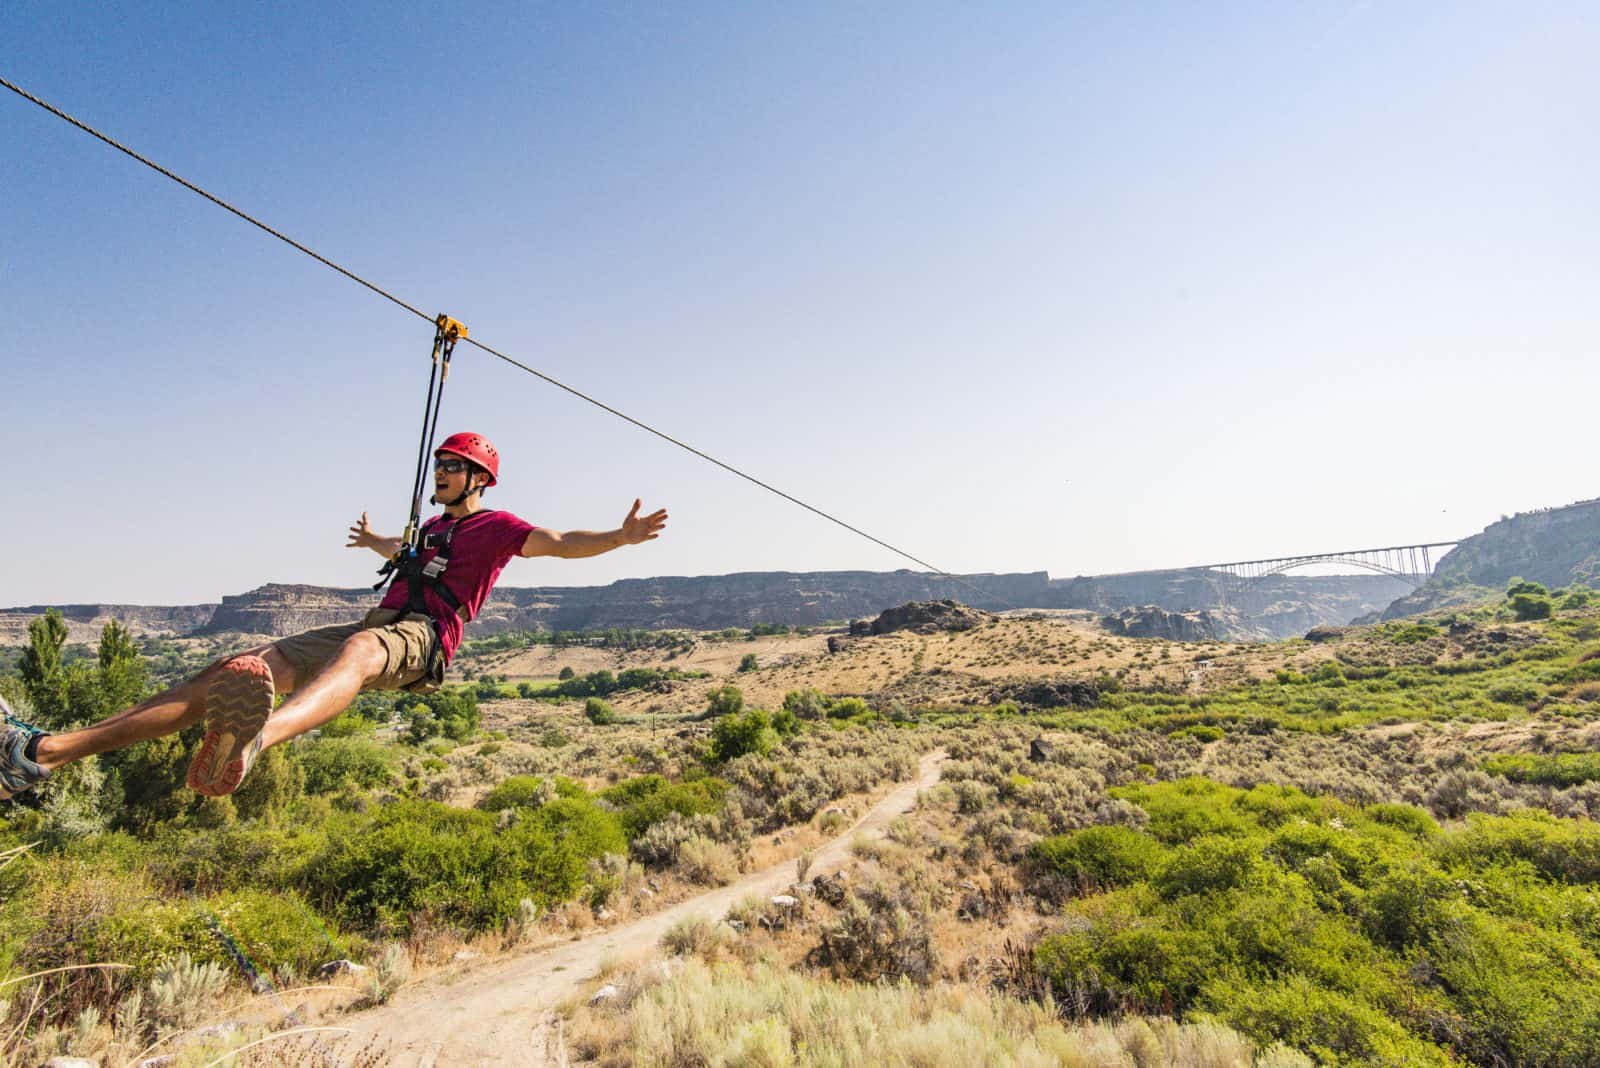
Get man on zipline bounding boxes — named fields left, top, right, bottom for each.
left=0, top=432, right=668, bottom=799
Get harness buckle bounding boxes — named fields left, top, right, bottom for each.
left=422, top=557, right=448, bottom=580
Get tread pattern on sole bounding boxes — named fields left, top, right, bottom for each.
left=187, top=655, right=274, bottom=797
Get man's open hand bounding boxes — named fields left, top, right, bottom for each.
left=346, top=511, right=380, bottom=550
left=621, top=499, right=668, bottom=544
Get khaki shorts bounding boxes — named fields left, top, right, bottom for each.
left=273, top=608, right=443, bottom=694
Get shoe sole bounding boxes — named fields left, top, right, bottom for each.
left=187, top=655, right=274, bottom=797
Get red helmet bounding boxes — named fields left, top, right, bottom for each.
left=435, top=432, right=500, bottom=486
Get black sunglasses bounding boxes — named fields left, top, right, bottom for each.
left=434, top=458, right=471, bottom=474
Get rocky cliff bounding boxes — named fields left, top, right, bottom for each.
left=1378, top=498, right=1600, bottom=620
left=0, top=567, right=1411, bottom=646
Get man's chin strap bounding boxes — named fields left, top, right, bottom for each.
left=432, top=481, right=485, bottom=508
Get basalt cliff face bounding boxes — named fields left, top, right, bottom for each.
left=3, top=568, right=1408, bottom=645
left=1377, top=498, right=1600, bottom=620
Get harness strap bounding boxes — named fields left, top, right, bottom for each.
left=397, top=509, right=500, bottom=629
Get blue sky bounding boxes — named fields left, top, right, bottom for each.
left=3, top=2, right=1597, bottom=605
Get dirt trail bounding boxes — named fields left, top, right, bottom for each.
left=331, top=751, right=946, bottom=1067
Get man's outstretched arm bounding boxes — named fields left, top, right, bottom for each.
left=522, top=499, right=668, bottom=559
left=346, top=512, right=403, bottom=558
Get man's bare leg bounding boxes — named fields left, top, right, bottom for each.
left=258, top=631, right=388, bottom=749
left=33, top=646, right=300, bottom=772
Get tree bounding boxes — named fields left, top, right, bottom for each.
left=584, top=697, right=617, bottom=725
left=18, top=609, right=69, bottom=725
left=93, top=620, right=148, bottom=718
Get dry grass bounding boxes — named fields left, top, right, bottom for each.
left=570, top=956, right=1309, bottom=1067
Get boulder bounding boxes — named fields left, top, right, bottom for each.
left=589, top=984, right=620, bottom=1006
left=814, top=871, right=849, bottom=907
left=316, top=959, right=367, bottom=980
left=865, top=600, right=996, bottom=636
left=1304, top=625, right=1346, bottom=643
left=1028, top=737, right=1057, bottom=763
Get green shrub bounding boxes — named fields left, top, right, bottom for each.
left=305, top=798, right=621, bottom=932
left=599, top=774, right=729, bottom=839
left=478, top=775, right=549, bottom=812
left=827, top=697, right=871, bottom=720
left=1026, top=826, right=1166, bottom=896
left=1438, top=809, right=1600, bottom=883
left=206, top=888, right=349, bottom=977
left=585, top=697, right=617, bottom=725
left=299, top=737, right=397, bottom=795
left=1169, top=724, right=1224, bottom=742
left=705, top=685, right=744, bottom=718
left=1387, top=623, right=1440, bottom=644
left=1202, top=974, right=1451, bottom=1066
left=709, top=710, right=778, bottom=763
left=1484, top=752, right=1600, bottom=787
left=1510, top=593, right=1554, bottom=621
left=738, top=653, right=759, bottom=673
left=1486, top=682, right=1540, bottom=704
left=144, top=824, right=325, bottom=894
left=782, top=689, right=829, bottom=720
left=1365, top=803, right=1438, bottom=839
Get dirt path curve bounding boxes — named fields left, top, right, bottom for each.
left=333, top=751, right=946, bottom=1067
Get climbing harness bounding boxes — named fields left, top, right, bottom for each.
left=401, top=508, right=500, bottom=622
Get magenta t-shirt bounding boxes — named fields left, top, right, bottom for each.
left=377, top=509, right=536, bottom=663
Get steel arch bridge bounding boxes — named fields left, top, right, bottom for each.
left=1198, top=542, right=1459, bottom=603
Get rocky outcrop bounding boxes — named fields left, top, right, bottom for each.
left=207, top=584, right=372, bottom=635
left=850, top=600, right=996, bottom=637
left=1378, top=498, right=1600, bottom=620
left=1101, top=605, right=1223, bottom=642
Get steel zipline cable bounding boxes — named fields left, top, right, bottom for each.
left=2, top=74, right=1011, bottom=607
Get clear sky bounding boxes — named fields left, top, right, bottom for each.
left=3, top=2, right=1596, bottom=606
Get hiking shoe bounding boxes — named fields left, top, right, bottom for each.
left=187, top=655, right=274, bottom=797
left=0, top=697, right=50, bottom=800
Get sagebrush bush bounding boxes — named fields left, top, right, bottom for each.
left=581, top=958, right=1306, bottom=1068
left=676, top=835, right=738, bottom=886
left=809, top=891, right=938, bottom=984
